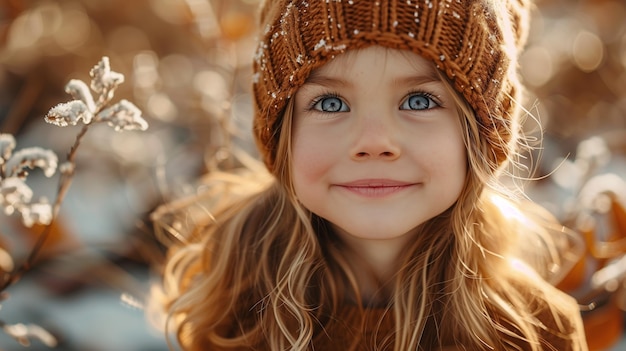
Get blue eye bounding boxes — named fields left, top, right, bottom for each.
left=400, top=93, right=438, bottom=111
left=312, top=96, right=350, bottom=113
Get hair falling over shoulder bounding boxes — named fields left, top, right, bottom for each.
left=157, top=86, right=586, bottom=351
left=159, top=161, right=347, bottom=350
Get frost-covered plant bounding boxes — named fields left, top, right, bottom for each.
left=45, top=57, right=148, bottom=132
left=39, top=56, right=148, bottom=223
left=0, top=133, right=57, bottom=227
left=0, top=133, right=59, bottom=349
left=0, top=56, right=147, bottom=348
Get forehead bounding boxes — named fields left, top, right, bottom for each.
left=307, top=46, right=439, bottom=82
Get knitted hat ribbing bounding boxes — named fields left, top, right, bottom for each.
left=252, top=0, right=531, bottom=172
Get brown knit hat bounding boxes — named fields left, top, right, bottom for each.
left=252, top=0, right=531, bottom=172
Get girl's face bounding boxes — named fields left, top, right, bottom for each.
left=292, top=46, right=466, bottom=243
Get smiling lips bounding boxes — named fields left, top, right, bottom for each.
left=335, top=179, right=417, bottom=198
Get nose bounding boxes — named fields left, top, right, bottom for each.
left=349, top=118, right=401, bottom=161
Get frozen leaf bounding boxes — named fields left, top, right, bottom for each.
left=97, top=99, right=149, bottom=131
left=65, top=79, right=96, bottom=113
left=0, top=137, right=57, bottom=226
left=2, top=322, right=57, bottom=347
left=0, top=134, right=16, bottom=163
left=4, top=147, right=58, bottom=178
left=0, top=178, right=33, bottom=215
left=45, top=100, right=94, bottom=126
left=90, top=56, right=124, bottom=95
left=59, top=161, right=75, bottom=175
left=20, top=200, right=53, bottom=227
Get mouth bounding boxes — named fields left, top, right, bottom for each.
left=334, top=179, right=417, bottom=198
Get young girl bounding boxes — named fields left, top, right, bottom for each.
left=159, top=0, right=589, bottom=350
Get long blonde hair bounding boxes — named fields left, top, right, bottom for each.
left=159, top=70, right=581, bottom=350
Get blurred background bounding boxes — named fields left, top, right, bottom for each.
left=0, top=0, right=625, bottom=350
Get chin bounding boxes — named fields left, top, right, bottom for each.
left=333, top=223, right=421, bottom=241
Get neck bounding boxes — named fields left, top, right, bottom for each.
left=334, top=228, right=417, bottom=306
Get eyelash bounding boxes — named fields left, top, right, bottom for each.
left=306, top=91, right=344, bottom=111
left=402, top=90, right=442, bottom=109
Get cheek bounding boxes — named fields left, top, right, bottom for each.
left=438, top=141, right=466, bottom=174
left=425, top=152, right=465, bottom=189
left=291, top=129, right=335, bottom=185
left=421, top=127, right=467, bottom=185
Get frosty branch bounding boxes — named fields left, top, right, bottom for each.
left=0, top=56, right=148, bottom=347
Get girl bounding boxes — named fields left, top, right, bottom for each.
left=159, top=0, right=588, bottom=350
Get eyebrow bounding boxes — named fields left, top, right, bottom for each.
left=392, top=73, right=441, bottom=88
left=304, top=71, right=441, bottom=89
left=304, top=73, right=352, bottom=88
